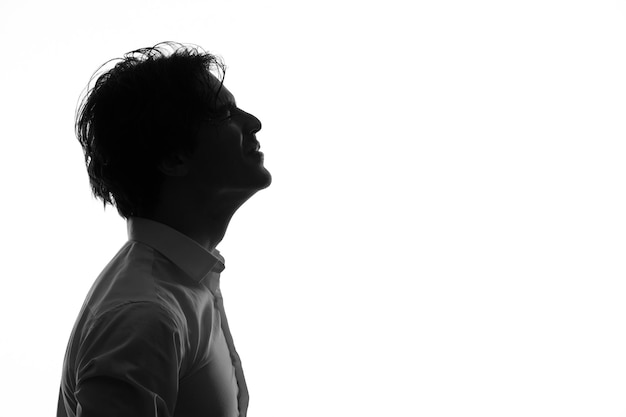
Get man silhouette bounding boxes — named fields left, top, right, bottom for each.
left=57, top=42, right=271, bottom=417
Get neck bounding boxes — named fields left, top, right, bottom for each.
left=145, top=189, right=256, bottom=252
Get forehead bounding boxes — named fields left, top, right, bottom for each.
left=207, top=73, right=236, bottom=107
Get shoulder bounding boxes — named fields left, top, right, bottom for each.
left=84, top=301, right=179, bottom=343
left=84, top=241, right=169, bottom=315
left=77, top=301, right=184, bottom=371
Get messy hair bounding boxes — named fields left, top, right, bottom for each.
left=75, top=41, right=226, bottom=219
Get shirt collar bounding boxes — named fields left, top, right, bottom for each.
left=127, top=216, right=225, bottom=283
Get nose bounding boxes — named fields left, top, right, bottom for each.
left=247, top=113, right=262, bottom=135
left=237, top=108, right=262, bottom=134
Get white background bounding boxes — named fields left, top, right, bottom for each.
left=1, top=0, right=626, bottom=416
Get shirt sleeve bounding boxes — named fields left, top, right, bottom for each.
left=74, top=302, right=182, bottom=417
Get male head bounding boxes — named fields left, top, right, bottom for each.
left=76, top=41, right=271, bottom=225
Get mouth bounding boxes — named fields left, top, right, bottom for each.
left=247, top=150, right=264, bottom=164
left=244, top=141, right=261, bottom=155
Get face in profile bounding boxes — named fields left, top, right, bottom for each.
left=184, top=75, right=272, bottom=197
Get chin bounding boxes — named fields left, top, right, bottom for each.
left=254, top=169, right=272, bottom=190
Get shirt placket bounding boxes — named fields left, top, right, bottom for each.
left=207, top=272, right=249, bottom=417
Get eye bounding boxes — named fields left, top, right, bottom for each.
left=207, top=108, right=233, bottom=124
left=220, top=104, right=238, bottom=118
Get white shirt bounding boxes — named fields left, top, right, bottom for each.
left=57, top=216, right=248, bottom=417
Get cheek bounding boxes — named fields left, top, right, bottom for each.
left=192, top=129, right=245, bottom=174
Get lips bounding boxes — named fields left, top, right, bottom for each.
left=245, top=142, right=261, bottom=154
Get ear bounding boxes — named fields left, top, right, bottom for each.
left=158, top=152, right=191, bottom=177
